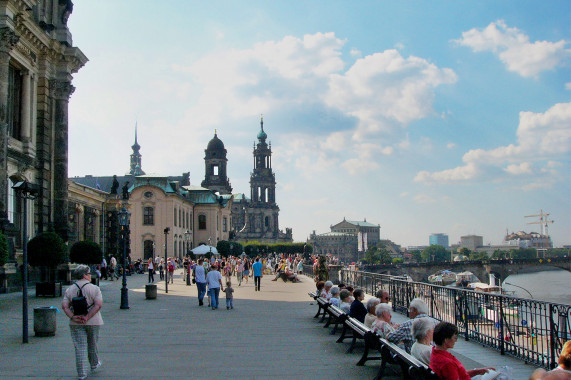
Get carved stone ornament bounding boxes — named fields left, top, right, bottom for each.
left=0, top=27, right=20, bottom=52
left=49, top=79, right=75, bottom=100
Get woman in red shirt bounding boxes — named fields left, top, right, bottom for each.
left=430, top=322, right=494, bottom=380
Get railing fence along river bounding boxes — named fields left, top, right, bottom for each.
left=306, top=267, right=570, bottom=370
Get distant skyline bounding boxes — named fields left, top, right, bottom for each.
left=67, top=1, right=570, bottom=247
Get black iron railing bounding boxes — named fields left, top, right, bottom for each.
left=340, top=269, right=570, bottom=369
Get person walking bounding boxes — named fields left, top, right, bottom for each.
left=159, top=258, right=164, bottom=281
left=147, top=258, right=154, bottom=283
left=194, top=258, right=207, bottom=306
left=236, top=259, right=244, bottom=286
left=206, top=264, right=223, bottom=310
left=62, top=265, right=103, bottom=380
left=100, top=257, right=107, bottom=280
left=243, top=258, right=250, bottom=284
left=167, top=259, right=175, bottom=284
left=109, top=256, right=117, bottom=281
left=224, top=281, right=234, bottom=310
left=252, top=257, right=263, bottom=291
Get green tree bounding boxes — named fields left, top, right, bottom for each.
left=70, top=241, right=103, bottom=265
left=0, top=232, right=8, bottom=267
left=422, top=245, right=449, bottom=263
left=409, top=250, right=422, bottom=263
left=392, top=257, right=404, bottom=264
left=216, top=240, right=231, bottom=257
left=459, top=247, right=472, bottom=257
left=512, top=248, right=537, bottom=259
left=28, top=232, right=68, bottom=282
left=315, top=255, right=329, bottom=281
left=468, top=251, right=488, bottom=261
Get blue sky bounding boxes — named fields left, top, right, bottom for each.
left=67, top=1, right=570, bottom=247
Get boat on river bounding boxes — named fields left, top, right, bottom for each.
left=428, top=270, right=457, bottom=285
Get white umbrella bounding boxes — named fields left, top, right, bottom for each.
left=191, top=245, right=218, bottom=255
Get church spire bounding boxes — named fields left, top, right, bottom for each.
left=129, top=122, right=145, bottom=176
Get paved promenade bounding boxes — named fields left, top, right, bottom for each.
left=0, top=270, right=541, bottom=379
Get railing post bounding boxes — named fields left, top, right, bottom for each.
left=430, top=286, right=434, bottom=317
left=499, top=296, right=505, bottom=356
left=549, top=303, right=556, bottom=369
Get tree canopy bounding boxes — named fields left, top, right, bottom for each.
left=421, top=245, right=449, bottom=263
left=28, top=232, right=68, bottom=268
left=70, top=241, right=103, bottom=265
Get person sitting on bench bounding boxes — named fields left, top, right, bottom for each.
left=349, top=289, right=367, bottom=323
left=411, top=317, right=434, bottom=366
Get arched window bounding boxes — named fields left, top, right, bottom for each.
left=265, top=216, right=270, bottom=228
left=198, top=214, right=206, bottom=230
left=143, top=207, right=154, bottom=225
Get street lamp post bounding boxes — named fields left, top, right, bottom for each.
left=503, top=281, right=534, bottom=299
left=118, top=206, right=131, bottom=309
left=184, top=230, right=191, bottom=285
left=164, top=227, right=170, bottom=293
left=12, top=181, right=39, bottom=344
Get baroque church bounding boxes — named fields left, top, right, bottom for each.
left=200, top=118, right=292, bottom=243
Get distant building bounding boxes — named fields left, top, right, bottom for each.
left=503, top=231, right=553, bottom=250
left=308, top=218, right=381, bottom=262
left=460, top=235, right=483, bottom=252
left=429, top=233, right=449, bottom=248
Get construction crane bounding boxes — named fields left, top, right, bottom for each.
left=525, top=210, right=554, bottom=258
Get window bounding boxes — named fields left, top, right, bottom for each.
left=213, top=165, right=219, bottom=176
left=7, top=65, right=22, bottom=140
left=223, top=217, right=227, bottom=232
left=198, top=214, right=206, bottom=230
left=174, top=207, right=177, bottom=227
left=179, top=208, right=182, bottom=228
left=144, top=240, right=154, bottom=260
left=265, top=216, right=270, bottom=227
left=143, top=207, right=154, bottom=225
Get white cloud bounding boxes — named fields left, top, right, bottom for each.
left=341, top=158, right=380, bottom=175
left=446, top=142, right=456, bottom=149
left=455, top=20, right=570, bottom=78
left=415, top=102, right=571, bottom=184
left=350, top=48, right=362, bottom=57
left=320, top=132, right=347, bottom=152
left=394, top=42, right=405, bottom=51
left=325, top=50, right=457, bottom=140
left=413, top=194, right=436, bottom=204
left=566, top=82, right=571, bottom=90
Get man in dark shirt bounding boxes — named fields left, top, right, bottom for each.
left=349, top=288, right=368, bottom=323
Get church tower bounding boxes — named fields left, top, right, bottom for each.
left=201, top=131, right=232, bottom=194
left=129, top=124, right=145, bottom=176
left=248, top=117, right=280, bottom=236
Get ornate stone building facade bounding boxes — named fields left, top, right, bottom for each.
left=201, top=131, right=232, bottom=195
left=308, top=218, right=381, bottom=262
left=0, top=1, right=87, bottom=258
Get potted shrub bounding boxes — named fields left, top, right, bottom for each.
left=28, top=232, right=68, bottom=297
left=0, top=232, right=15, bottom=293
left=70, top=241, right=103, bottom=285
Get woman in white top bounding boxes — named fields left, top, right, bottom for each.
left=372, top=303, right=396, bottom=339
left=364, top=297, right=380, bottom=328
left=411, top=317, right=434, bottom=366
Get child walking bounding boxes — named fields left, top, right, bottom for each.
left=224, top=281, right=234, bottom=310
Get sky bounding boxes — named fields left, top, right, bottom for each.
left=67, top=1, right=570, bottom=247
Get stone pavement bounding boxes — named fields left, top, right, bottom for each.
left=0, top=270, right=543, bottom=379
left=1, top=271, right=383, bottom=379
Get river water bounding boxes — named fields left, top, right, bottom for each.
left=502, top=269, right=571, bottom=305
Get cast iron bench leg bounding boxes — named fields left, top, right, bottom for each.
left=347, top=335, right=357, bottom=353
left=337, top=324, right=348, bottom=343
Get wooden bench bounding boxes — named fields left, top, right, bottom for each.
left=316, top=297, right=330, bottom=323
left=376, top=337, right=440, bottom=380
left=323, top=304, right=347, bottom=335
left=337, top=316, right=369, bottom=354
left=308, top=292, right=328, bottom=320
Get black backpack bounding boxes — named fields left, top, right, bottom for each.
left=71, top=283, right=91, bottom=316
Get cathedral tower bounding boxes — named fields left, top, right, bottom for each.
left=201, top=131, right=232, bottom=194
left=248, top=117, right=280, bottom=236
left=129, top=124, right=145, bottom=176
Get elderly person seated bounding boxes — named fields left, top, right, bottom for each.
left=364, top=297, right=380, bottom=328
left=349, top=288, right=367, bottom=323
left=329, top=287, right=341, bottom=307
left=339, top=289, right=352, bottom=313
left=375, top=288, right=390, bottom=304
left=372, top=303, right=396, bottom=338
left=411, top=317, right=435, bottom=366
left=430, top=322, right=494, bottom=379
left=387, top=298, right=436, bottom=353
left=320, top=281, right=333, bottom=300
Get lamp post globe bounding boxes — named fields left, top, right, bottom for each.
left=118, top=206, right=131, bottom=309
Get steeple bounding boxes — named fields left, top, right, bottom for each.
left=257, top=115, right=267, bottom=143
left=129, top=122, right=145, bottom=176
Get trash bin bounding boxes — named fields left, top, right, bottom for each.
left=34, top=306, right=57, bottom=337
left=145, top=284, right=157, bottom=299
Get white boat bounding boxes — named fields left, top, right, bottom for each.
left=429, top=270, right=456, bottom=285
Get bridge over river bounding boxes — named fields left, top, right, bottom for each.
left=360, top=256, right=571, bottom=283
left=0, top=268, right=547, bottom=379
